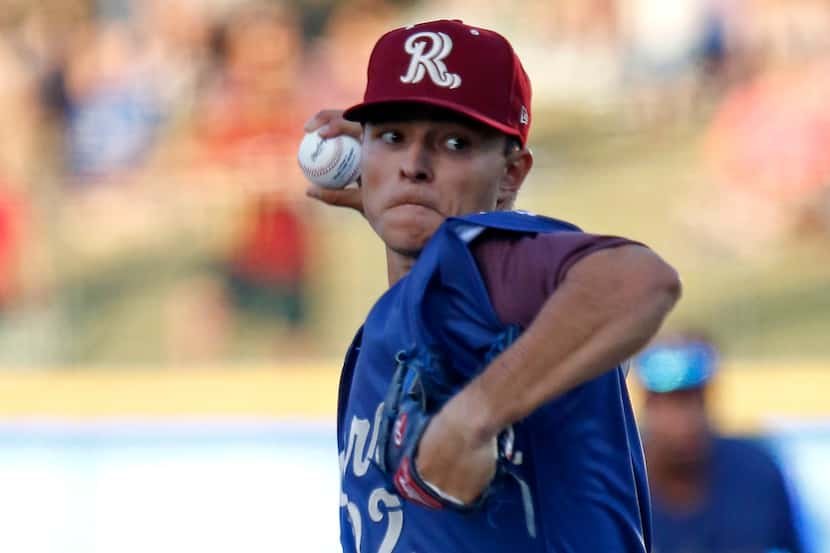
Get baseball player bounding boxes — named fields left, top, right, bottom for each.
left=305, top=19, right=682, bottom=553
left=636, top=335, right=806, bottom=553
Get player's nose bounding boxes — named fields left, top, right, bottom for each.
left=399, top=141, right=433, bottom=183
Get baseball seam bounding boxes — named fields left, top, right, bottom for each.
left=300, top=138, right=343, bottom=179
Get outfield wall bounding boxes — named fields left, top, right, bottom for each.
left=0, top=362, right=826, bottom=432
left=0, top=362, right=828, bottom=553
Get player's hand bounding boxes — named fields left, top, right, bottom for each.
left=414, top=397, right=498, bottom=506
left=303, top=110, right=364, bottom=215
left=304, top=109, right=362, bottom=141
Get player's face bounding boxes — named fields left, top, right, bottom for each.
left=644, top=388, right=710, bottom=467
left=359, top=113, right=520, bottom=257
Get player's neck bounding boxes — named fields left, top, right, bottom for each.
left=651, top=467, right=709, bottom=511
left=647, top=452, right=709, bottom=509
left=386, top=249, right=417, bottom=287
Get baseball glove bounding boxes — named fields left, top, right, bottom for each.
left=374, top=326, right=536, bottom=534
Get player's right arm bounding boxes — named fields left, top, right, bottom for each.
left=469, top=244, right=680, bottom=422
left=303, top=110, right=365, bottom=214
left=415, top=243, right=681, bottom=504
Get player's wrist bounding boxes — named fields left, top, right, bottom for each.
left=448, top=380, right=503, bottom=446
left=463, top=341, right=535, bottom=442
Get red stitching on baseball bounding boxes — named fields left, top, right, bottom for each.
left=300, top=137, right=343, bottom=179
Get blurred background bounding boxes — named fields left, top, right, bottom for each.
left=0, top=0, right=827, bottom=551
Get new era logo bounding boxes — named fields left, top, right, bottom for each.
left=520, top=106, right=529, bottom=125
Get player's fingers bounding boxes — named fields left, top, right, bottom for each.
left=317, top=118, right=362, bottom=140
left=306, top=185, right=364, bottom=214
left=303, top=109, right=341, bottom=131
left=304, top=109, right=362, bottom=140
left=325, top=121, right=362, bottom=140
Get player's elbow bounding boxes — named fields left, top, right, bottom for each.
left=627, top=246, right=681, bottom=310
left=568, top=244, right=682, bottom=318
left=646, top=255, right=682, bottom=309
left=611, top=246, right=682, bottom=348
left=664, top=267, right=682, bottom=304
left=589, top=245, right=681, bottom=317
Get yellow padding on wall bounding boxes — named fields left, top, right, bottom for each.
left=0, top=365, right=339, bottom=418
left=0, top=362, right=827, bottom=431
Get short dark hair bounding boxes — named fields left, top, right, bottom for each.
left=504, top=136, right=521, bottom=156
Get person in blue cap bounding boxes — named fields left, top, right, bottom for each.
left=636, top=335, right=806, bottom=553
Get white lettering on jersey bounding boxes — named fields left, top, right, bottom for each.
left=341, top=491, right=363, bottom=553
left=340, top=402, right=404, bottom=553
left=400, top=32, right=462, bottom=89
left=368, top=488, right=403, bottom=553
left=341, top=403, right=385, bottom=478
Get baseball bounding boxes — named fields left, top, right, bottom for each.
left=297, top=131, right=362, bottom=189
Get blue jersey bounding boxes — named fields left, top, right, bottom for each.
left=651, top=436, right=804, bottom=553
left=337, top=211, right=652, bottom=553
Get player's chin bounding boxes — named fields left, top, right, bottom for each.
left=384, top=231, right=431, bottom=257
left=382, top=207, right=443, bottom=241
left=382, top=220, right=440, bottom=256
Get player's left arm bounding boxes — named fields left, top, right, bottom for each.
left=415, top=244, right=681, bottom=503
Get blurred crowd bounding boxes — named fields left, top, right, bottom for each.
left=0, top=0, right=828, bottom=366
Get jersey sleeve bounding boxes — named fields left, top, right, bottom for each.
left=470, top=229, right=643, bottom=328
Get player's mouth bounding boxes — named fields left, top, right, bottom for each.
left=386, top=191, right=438, bottom=212
left=392, top=201, right=431, bottom=209
left=387, top=203, right=437, bottom=221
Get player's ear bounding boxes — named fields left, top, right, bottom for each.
left=496, top=146, right=533, bottom=210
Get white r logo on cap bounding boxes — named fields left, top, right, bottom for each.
left=400, top=32, right=462, bottom=89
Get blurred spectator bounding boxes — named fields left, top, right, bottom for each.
left=164, top=275, right=231, bottom=365
left=0, top=17, right=40, bottom=186
left=134, top=0, right=212, bottom=119
left=635, top=335, right=806, bottom=553
left=304, top=0, right=401, bottom=107
left=621, top=0, right=713, bottom=128
left=61, top=21, right=166, bottom=183
left=0, top=185, right=26, bottom=311
left=195, top=2, right=315, bottom=340
left=226, top=196, right=309, bottom=330
left=740, top=0, right=830, bottom=69
left=0, top=11, right=38, bottom=313
left=700, top=56, right=830, bottom=252
left=524, top=0, right=625, bottom=112
left=42, top=0, right=213, bottom=186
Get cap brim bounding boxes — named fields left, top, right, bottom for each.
left=343, top=98, right=524, bottom=145
left=635, top=342, right=718, bottom=393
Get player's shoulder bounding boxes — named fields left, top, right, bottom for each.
left=714, top=435, right=784, bottom=477
left=450, top=209, right=581, bottom=235
left=470, top=218, right=639, bottom=262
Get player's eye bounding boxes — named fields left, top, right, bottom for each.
left=379, top=130, right=403, bottom=144
left=444, top=136, right=470, bottom=151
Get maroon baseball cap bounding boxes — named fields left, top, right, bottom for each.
left=343, top=19, right=532, bottom=146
